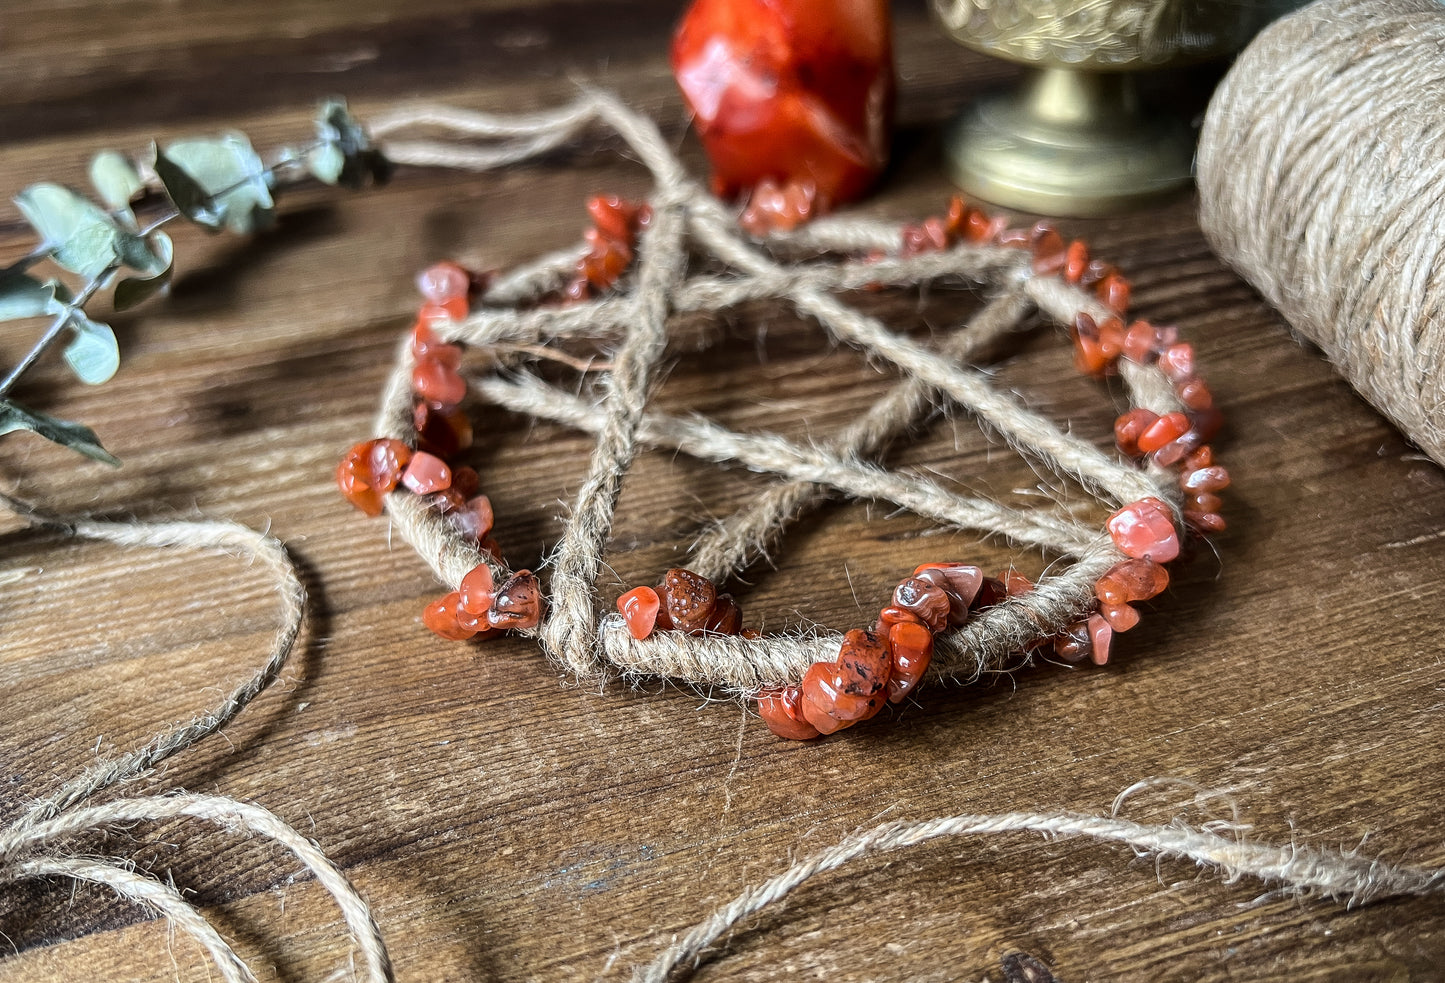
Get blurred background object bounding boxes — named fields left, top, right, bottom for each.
left=932, top=0, right=1296, bottom=214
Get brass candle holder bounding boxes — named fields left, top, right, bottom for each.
left=932, top=0, right=1293, bottom=215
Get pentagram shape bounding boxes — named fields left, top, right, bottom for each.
left=367, top=93, right=1202, bottom=698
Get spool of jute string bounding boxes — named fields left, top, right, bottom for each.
left=1198, top=0, right=1445, bottom=466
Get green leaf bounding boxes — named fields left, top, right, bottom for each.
left=0, top=271, right=58, bottom=322
left=306, top=142, right=345, bottom=185
left=89, top=150, right=144, bottom=213
left=13, top=183, right=164, bottom=279
left=113, top=230, right=173, bottom=311
left=14, top=183, right=121, bottom=279
left=61, top=311, right=120, bottom=385
left=0, top=397, right=119, bottom=465
left=153, top=143, right=220, bottom=227
left=155, top=132, right=274, bottom=234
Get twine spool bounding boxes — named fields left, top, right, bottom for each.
left=1198, top=0, right=1445, bottom=465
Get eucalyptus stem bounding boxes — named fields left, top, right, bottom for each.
left=0, top=266, right=119, bottom=397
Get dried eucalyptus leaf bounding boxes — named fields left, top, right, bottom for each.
left=113, top=230, right=173, bottom=311
left=157, top=132, right=274, bottom=234
left=306, top=143, right=345, bottom=185
left=154, top=143, right=222, bottom=228
left=89, top=150, right=144, bottom=213
left=62, top=312, right=120, bottom=385
left=315, top=98, right=392, bottom=188
left=117, top=229, right=169, bottom=278
left=14, top=183, right=121, bottom=279
left=0, top=271, right=57, bottom=322
left=0, top=397, right=119, bottom=465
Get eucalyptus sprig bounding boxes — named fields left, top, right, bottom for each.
left=0, top=99, right=390, bottom=465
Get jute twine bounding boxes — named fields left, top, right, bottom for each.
left=1198, top=0, right=1445, bottom=466
left=8, top=92, right=1445, bottom=981
left=369, top=91, right=1176, bottom=693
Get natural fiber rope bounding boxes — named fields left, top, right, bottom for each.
left=0, top=494, right=394, bottom=983
left=372, top=90, right=1184, bottom=694
left=1198, top=0, right=1445, bottom=465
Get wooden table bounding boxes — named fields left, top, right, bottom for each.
left=2, top=1, right=1443, bottom=980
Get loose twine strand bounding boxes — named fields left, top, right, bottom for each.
left=372, top=90, right=1171, bottom=694
left=5, top=492, right=1444, bottom=981
left=1198, top=0, right=1445, bottom=466
left=0, top=493, right=394, bottom=983
left=8, top=89, right=1445, bottom=980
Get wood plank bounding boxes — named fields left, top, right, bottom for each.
left=2, top=0, right=1443, bottom=980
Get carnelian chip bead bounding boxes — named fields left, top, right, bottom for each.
left=704, top=593, right=743, bottom=634
left=757, top=687, right=821, bottom=741
left=451, top=494, right=495, bottom=542
left=886, top=620, right=933, bottom=703
left=1100, top=601, right=1141, bottom=632
left=944, top=196, right=968, bottom=237
left=1001, top=570, right=1033, bottom=596
left=432, top=487, right=467, bottom=513
left=900, top=215, right=950, bottom=256
left=964, top=209, right=1005, bottom=243
left=424, top=592, right=477, bottom=641
left=413, top=357, right=467, bottom=407
left=419, top=298, right=468, bottom=324
left=1150, top=433, right=1200, bottom=468
left=974, top=576, right=1008, bottom=609
left=1031, top=228, right=1067, bottom=274
left=913, top=562, right=983, bottom=625
left=1087, top=614, right=1113, bottom=666
left=368, top=439, right=413, bottom=494
left=836, top=628, right=890, bottom=697
left=1122, top=320, right=1159, bottom=363
left=1158, top=343, right=1195, bottom=382
left=414, top=403, right=473, bottom=458
left=1176, top=377, right=1214, bottom=411
left=1063, top=240, right=1088, bottom=283
left=335, top=449, right=384, bottom=517
left=1107, top=497, right=1180, bottom=562
left=1136, top=411, right=1190, bottom=453
left=458, top=563, right=497, bottom=617
left=1184, top=445, right=1215, bottom=471
left=891, top=577, right=950, bottom=632
left=402, top=451, right=452, bottom=495
left=1115, top=408, right=1158, bottom=457
left=488, top=570, right=542, bottom=630
left=801, top=659, right=884, bottom=734
left=417, top=262, right=471, bottom=305
left=618, top=585, right=662, bottom=640
left=587, top=195, right=644, bottom=242
left=1188, top=492, right=1224, bottom=515
left=1080, top=259, right=1115, bottom=288
left=1190, top=512, right=1227, bottom=532
left=1182, top=465, right=1230, bottom=493
left=876, top=605, right=924, bottom=633
left=1095, top=558, right=1169, bottom=606
left=1098, top=272, right=1131, bottom=313
left=660, top=567, right=717, bottom=632
left=1053, top=620, right=1092, bottom=663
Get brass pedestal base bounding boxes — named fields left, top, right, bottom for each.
left=944, top=67, right=1195, bottom=216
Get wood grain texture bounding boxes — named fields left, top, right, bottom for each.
left=1, top=1, right=1443, bottom=981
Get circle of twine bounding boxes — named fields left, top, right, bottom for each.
left=1199, top=0, right=1445, bottom=467
left=366, top=91, right=1189, bottom=697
